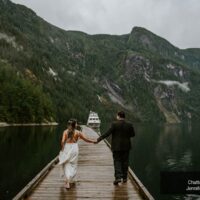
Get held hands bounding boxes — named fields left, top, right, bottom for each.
left=93, top=139, right=99, bottom=144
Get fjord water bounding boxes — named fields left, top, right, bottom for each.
left=129, top=122, right=200, bottom=200
left=0, top=125, right=62, bottom=200
left=0, top=123, right=200, bottom=200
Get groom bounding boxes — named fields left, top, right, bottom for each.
left=95, top=111, right=135, bottom=185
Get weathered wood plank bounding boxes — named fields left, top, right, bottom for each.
left=15, top=126, right=153, bottom=200
left=13, top=157, right=58, bottom=200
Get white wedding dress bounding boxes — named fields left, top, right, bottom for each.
left=58, top=142, right=79, bottom=183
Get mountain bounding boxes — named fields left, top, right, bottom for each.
left=0, top=0, right=200, bottom=124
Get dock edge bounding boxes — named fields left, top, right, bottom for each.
left=13, top=157, right=58, bottom=200
left=93, top=126, right=155, bottom=200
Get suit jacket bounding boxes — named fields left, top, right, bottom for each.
left=97, top=120, right=135, bottom=151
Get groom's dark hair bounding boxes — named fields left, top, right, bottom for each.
left=117, top=111, right=125, bottom=119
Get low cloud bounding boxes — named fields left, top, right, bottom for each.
left=11, top=0, right=200, bottom=48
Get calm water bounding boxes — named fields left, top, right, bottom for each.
left=0, top=123, right=200, bottom=200
left=129, top=122, right=200, bottom=200
left=0, top=125, right=63, bottom=200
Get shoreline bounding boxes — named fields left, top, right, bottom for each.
left=0, top=122, right=58, bottom=127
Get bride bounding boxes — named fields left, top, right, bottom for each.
left=58, top=119, right=96, bottom=189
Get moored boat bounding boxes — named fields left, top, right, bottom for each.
left=87, top=111, right=101, bottom=128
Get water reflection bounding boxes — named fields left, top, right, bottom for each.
left=0, top=123, right=200, bottom=200
left=157, top=124, right=193, bottom=171
left=112, top=185, right=128, bottom=200
left=0, top=125, right=62, bottom=200
left=129, top=123, right=200, bottom=200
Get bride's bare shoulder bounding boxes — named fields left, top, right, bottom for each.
left=63, top=129, right=68, bottom=135
left=75, top=129, right=80, bottom=134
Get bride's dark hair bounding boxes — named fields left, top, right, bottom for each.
left=67, top=119, right=77, bottom=139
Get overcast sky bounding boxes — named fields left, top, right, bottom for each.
left=11, top=0, right=200, bottom=49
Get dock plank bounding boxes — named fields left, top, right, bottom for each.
left=26, top=126, right=143, bottom=200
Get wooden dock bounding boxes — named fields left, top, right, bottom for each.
left=14, top=126, right=154, bottom=200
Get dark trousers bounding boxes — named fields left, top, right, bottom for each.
left=112, top=151, right=129, bottom=180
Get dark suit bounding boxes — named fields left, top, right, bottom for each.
left=97, top=119, right=135, bottom=180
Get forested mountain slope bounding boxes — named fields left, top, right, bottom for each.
left=0, top=0, right=200, bottom=123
